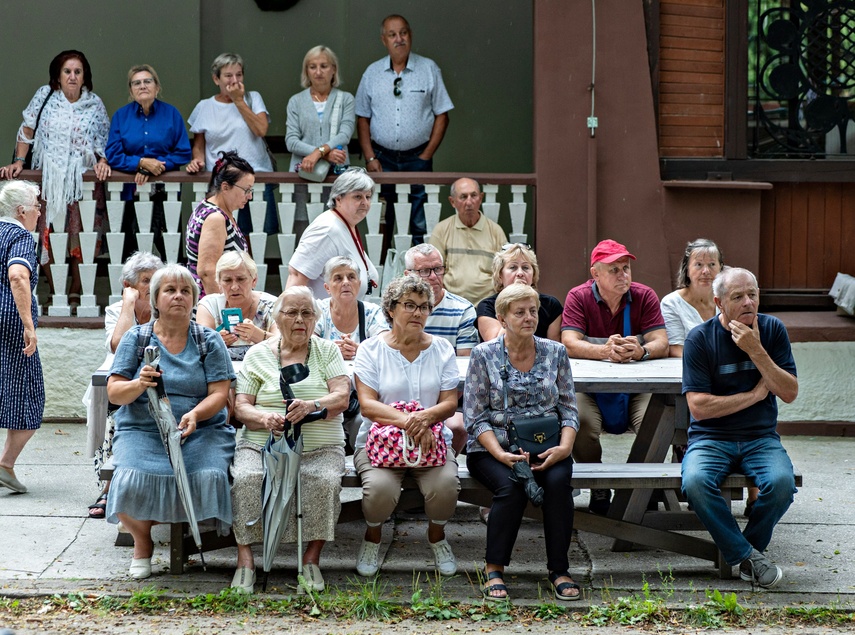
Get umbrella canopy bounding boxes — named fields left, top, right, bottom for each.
left=143, top=345, right=206, bottom=568
left=254, top=428, right=303, bottom=578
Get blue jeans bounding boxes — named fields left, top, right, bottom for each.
left=374, top=142, right=430, bottom=249
left=681, top=437, right=796, bottom=566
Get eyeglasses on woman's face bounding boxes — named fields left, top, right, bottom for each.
left=131, top=78, right=155, bottom=88
left=280, top=308, right=316, bottom=321
left=232, top=183, right=253, bottom=197
left=394, top=300, right=433, bottom=315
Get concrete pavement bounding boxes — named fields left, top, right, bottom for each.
left=1, top=424, right=853, bottom=608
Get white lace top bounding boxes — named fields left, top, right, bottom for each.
left=18, top=86, right=110, bottom=223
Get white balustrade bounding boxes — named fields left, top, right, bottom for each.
left=249, top=233, right=267, bottom=262
left=162, top=233, right=182, bottom=263
left=394, top=184, right=411, bottom=234
left=278, top=264, right=290, bottom=289
left=78, top=232, right=98, bottom=265
left=135, top=201, right=154, bottom=233
left=79, top=200, right=97, bottom=232
left=77, top=264, right=100, bottom=317
left=108, top=263, right=124, bottom=304
left=278, top=202, right=296, bottom=236
left=163, top=201, right=182, bottom=233
left=256, top=263, right=268, bottom=294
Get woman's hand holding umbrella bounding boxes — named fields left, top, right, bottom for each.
left=177, top=410, right=198, bottom=439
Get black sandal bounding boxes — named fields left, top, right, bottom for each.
left=548, top=570, right=581, bottom=601
left=482, top=570, right=509, bottom=601
left=88, top=492, right=108, bottom=519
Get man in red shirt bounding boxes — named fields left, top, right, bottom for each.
left=561, top=239, right=669, bottom=514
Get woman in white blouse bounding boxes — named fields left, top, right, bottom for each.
left=660, top=238, right=723, bottom=357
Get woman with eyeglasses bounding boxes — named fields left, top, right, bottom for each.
left=287, top=167, right=379, bottom=300
left=185, top=150, right=252, bottom=298
left=351, top=276, right=461, bottom=579
left=476, top=243, right=563, bottom=342
left=230, top=286, right=350, bottom=593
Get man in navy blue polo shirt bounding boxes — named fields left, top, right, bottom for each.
left=681, top=267, right=798, bottom=589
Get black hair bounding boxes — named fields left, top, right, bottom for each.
left=207, top=150, right=255, bottom=195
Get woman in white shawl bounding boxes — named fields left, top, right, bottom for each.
left=0, top=50, right=111, bottom=298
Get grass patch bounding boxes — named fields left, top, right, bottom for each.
left=410, top=571, right=463, bottom=620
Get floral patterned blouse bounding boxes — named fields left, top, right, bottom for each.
left=463, top=335, right=579, bottom=454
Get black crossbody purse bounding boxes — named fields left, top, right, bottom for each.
left=502, top=343, right=561, bottom=463
left=13, top=91, right=52, bottom=169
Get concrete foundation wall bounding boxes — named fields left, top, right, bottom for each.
left=40, top=329, right=854, bottom=424
left=778, top=342, right=855, bottom=423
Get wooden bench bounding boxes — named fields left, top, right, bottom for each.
left=100, top=460, right=802, bottom=578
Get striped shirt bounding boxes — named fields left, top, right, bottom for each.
left=185, top=200, right=247, bottom=298
left=425, top=290, right=478, bottom=352
left=236, top=336, right=348, bottom=450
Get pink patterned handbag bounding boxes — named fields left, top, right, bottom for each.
left=365, top=400, right=447, bottom=468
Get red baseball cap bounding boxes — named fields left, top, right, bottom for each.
left=591, top=239, right=636, bottom=265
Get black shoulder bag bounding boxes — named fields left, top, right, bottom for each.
left=342, top=301, right=365, bottom=419
left=503, top=342, right=561, bottom=464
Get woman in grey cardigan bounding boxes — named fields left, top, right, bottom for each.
left=286, top=46, right=355, bottom=234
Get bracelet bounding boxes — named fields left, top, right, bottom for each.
left=13, top=157, right=26, bottom=163
left=366, top=157, right=377, bottom=163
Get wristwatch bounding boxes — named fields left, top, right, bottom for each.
left=640, top=346, right=650, bottom=361
left=317, top=146, right=327, bottom=157
left=314, top=400, right=322, bottom=409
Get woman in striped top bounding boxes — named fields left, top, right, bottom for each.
left=185, top=150, right=251, bottom=298
left=229, top=286, right=350, bottom=594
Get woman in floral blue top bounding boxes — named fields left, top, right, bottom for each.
left=463, top=283, right=580, bottom=602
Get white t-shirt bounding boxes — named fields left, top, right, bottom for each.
left=288, top=210, right=379, bottom=301
left=352, top=334, right=459, bottom=449
left=660, top=290, right=718, bottom=345
left=188, top=91, right=273, bottom=171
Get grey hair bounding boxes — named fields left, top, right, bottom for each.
left=273, top=286, right=321, bottom=318
left=495, top=283, right=540, bottom=319
left=215, top=250, right=257, bottom=282
left=381, top=14, right=411, bottom=34
left=127, top=64, right=161, bottom=99
left=211, top=52, right=244, bottom=77
left=713, top=266, right=758, bottom=299
left=121, top=251, right=164, bottom=285
left=150, top=264, right=199, bottom=318
left=322, top=255, right=360, bottom=283
left=449, top=177, right=481, bottom=198
left=327, top=167, right=376, bottom=208
left=0, top=180, right=39, bottom=218
left=676, top=238, right=724, bottom=289
left=404, top=243, right=442, bottom=270
left=300, top=45, right=341, bottom=88
left=381, top=275, right=434, bottom=323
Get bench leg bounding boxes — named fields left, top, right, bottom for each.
left=170, top=523, right=185, bottom=574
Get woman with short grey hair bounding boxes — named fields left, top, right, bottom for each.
left=186, top=52, right=277, bottom=235
left=287, top=168, right=379, bottom=301
left=0, top=180, right=44, bottom=494
left=106, top=262, right=234, bottom=580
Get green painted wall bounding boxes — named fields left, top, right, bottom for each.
left=0, top=0, right=532, bottom=174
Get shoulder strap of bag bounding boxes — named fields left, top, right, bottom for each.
left=622, top=303, right=630, bottom=337
left=32, top=91, right=52, bottom=136
left=136, top=321, right=208, bottom=364
left=357, top=300, right=366, bottom=341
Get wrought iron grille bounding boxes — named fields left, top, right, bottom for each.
left=751, top=0, right=855, bottom=157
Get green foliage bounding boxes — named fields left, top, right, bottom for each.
left=341, top=575, right=398, bottom=621
left=530, top=583, right=568, bottom=621
left=468, top=600, right=513, bottom=622
left=684, top=589, right=745, bottom=628
left=0, top=597, right=22, bottom=614
left=410, top=571, right=463, bottom=620
left=186, top=587, right=256, bottom=614
left=583, top=579, right=670, bottom=627
left=126, top=586, right=167, bottom=612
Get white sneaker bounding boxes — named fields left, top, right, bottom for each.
left=428, top=537, right=457, bottom=576
left=356, top=539, right=381, bottom=577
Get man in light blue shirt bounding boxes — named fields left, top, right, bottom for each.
left=356, top=14, right=454, bottom=253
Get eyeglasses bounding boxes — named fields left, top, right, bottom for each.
left=233, top=184, right=253, bottom=197
left=410, top=266, right=445, bottom=278
left=393, top=77, right=402, bottom=97
left=280, top=309, right=316, bottom=320
left=130, top=78, right=156, bottom=87
left=395, top=301, right=433, bottom=315
left=501, top=242, right=533, bottom=251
